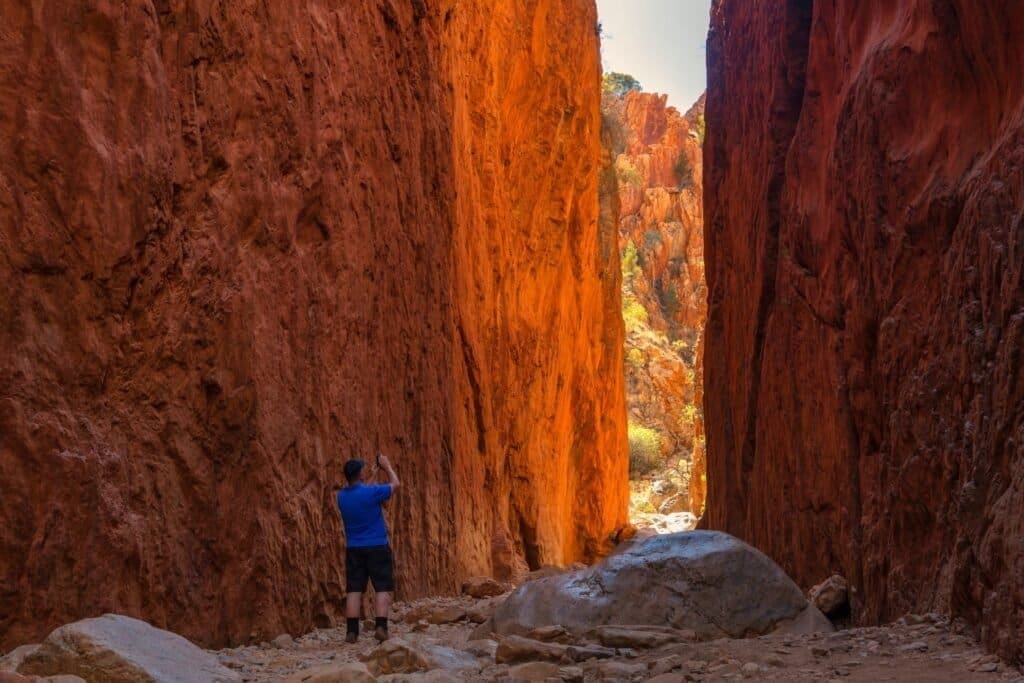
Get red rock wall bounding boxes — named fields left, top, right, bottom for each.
left=0, top=0, right=625, bottom=648
left=606, top=90, right=707, bottom=513
left=704, top=0, right=1024, bottom=661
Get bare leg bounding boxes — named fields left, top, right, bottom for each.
left=374, top=591, right=392, bottom=620
left=346, top=591, right=362, bottom=619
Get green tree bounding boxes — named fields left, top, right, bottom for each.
left=602, top=72, right=642, bottom=98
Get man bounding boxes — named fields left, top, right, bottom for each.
left=336, top=453, right=400, bottom=643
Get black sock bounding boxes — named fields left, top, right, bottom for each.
left=375, top=617, right=388, bottom=630
left=346, top=617, right=359, bottom=634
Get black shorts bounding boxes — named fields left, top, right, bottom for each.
left=345, top=544, right=394, bottom=593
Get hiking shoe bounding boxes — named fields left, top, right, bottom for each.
left=374, top=626, right=389, bottom=642
left=345, top=631, right=358, bottom=644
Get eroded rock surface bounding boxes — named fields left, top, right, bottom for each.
left=17, top=614, right=238, bottom=682
left=490, top=531, right=831, bottom=639
left=704, top=0, right=1024, bottom=661
left=0, top=0, right=625, bottom=648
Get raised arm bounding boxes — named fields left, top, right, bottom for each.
left=378, top=453, right=400, bottom=491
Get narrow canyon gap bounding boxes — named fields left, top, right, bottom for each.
left=705, top=0, right=1024, bottom=661
left=0, top=0, right=626, bottom=648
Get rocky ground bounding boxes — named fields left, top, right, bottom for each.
left=5, top=534, right=1022, bottom=683
left=211, top=596, right=1024, bottom=682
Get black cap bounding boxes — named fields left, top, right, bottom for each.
left=343, top=459, right=365, bottom=483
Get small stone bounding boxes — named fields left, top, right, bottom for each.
left=896, top=641, right=928, bottom=653
left=461, top=639, right=498, bottom=661
left=648, top=655, right=682, bottom=676
left=462, top=577, right=509, bottom=599
left=282, top=662, right=375, bottom=682
left=741, top=662, right=761, bottom=677
left=646, top=675, right=687, bottom=683
left=808, top=575, right=849, bottom=617
left=526, top=625, right=571, bottom=643
left=271, top=634, right=294, bottom=649
left=507, top=661, right=560, bottom=681
left=557, top=665, right=584, bottom=682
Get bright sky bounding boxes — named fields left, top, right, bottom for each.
left=596, top=0, right=712, bottom=110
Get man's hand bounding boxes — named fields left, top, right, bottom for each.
left=377, top=452, right=400, bottom=490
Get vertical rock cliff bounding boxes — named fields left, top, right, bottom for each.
left=0, top=0, right=625, bottom=648
left=705, top=0, right=1024, bottom=661
left=602, top=88, right=706, bottom=517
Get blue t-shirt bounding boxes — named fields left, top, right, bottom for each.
left=337, top=484, right=392, bottom=547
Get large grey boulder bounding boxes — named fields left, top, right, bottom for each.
left=490, top=531, right=832, bottom=639
left=18, top=614, right=240, bottom=682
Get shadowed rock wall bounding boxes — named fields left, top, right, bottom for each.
left=0, top=0, right=625, bottom=648
left=704, top=0, right=1024, bottom=661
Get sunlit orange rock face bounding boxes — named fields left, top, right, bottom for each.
left=609, top=90, right=706, bottom=513
left=0, top=0, right=625, bottom=648
left=704, top=0, right=1024, bottom=661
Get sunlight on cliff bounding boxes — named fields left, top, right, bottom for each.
left=599, top=74, right=708, bottom=535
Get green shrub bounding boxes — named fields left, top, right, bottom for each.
left=615, top=158, right=642, bottom=186
left=628, top=422, right=662, bottom=476
left=622, top=297, right=649, bottom=332
left=695, top=114, right=706, bottom=145
left=675, top=152, right=695, bottom=190
left=626, top=347, right=645, bottom=368
left=661, top=283, right=680, bottom=317
left=621, top=241, right=642, bottom=279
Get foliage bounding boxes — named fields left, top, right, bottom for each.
left=621, top=240, right=642, bottom=279
left=626, top=347, right=645, bottom=368
left=661, top=283, right=680, bottom=317
left=622, top=296, right=649, bottom=332
left=602, top=72, right=642, bottom=98
left=674, top=151, right=695, bottom=190
left=628, top=422, right=662, bottom=476
left=695, top=114, right=706, bottom=144
left=615, top=158, right=642, bottom=186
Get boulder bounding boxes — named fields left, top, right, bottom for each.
left=363, top=637, right=480, bottom=676
left=808, top=575, right=850, bottom=617
left=17, top=614, right=240, bottom=682
left=461, top=577, right=507, bottom=599
left=282, top=662, right=375, bottom=683
left=491, top=531, right=832, bottom=639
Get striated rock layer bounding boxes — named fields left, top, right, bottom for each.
left=704, top=0, right=1024, bottom=661
left=0, top=0, right=626, bottom=648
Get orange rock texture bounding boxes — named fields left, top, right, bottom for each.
left=0, top=0, right=626, bottom=649
left=704, top=0, right=1024, bottom=661
left=605, top=89, right=706, bottom=513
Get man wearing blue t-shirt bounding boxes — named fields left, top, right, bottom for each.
left=336, top=454, right=400, bottom=643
